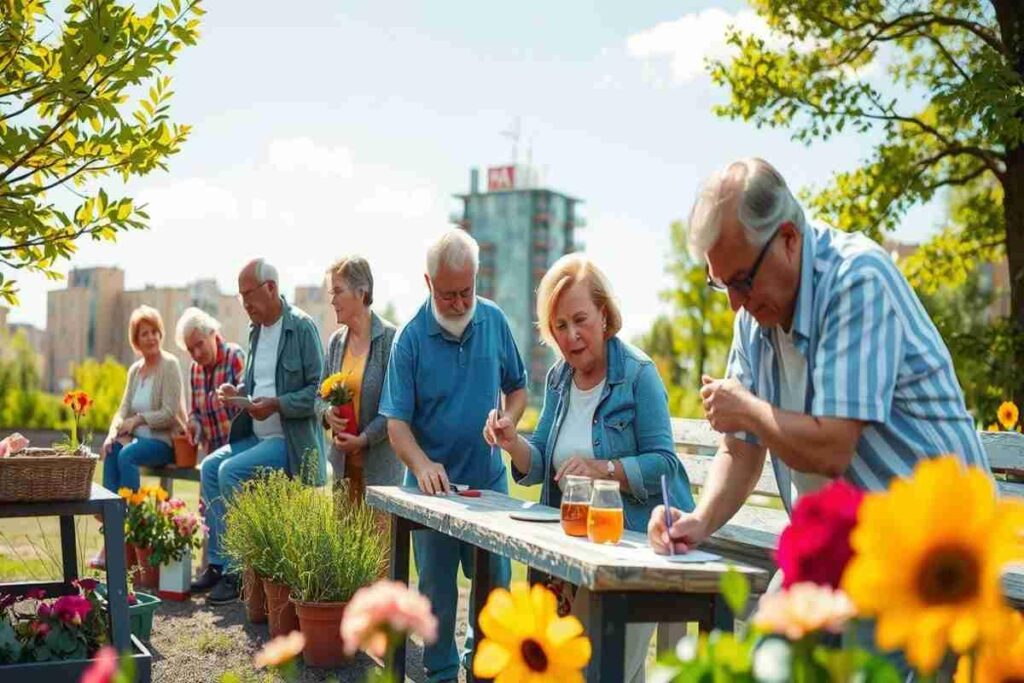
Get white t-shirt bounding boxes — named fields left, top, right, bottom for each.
left=551, top=378, right=606, bottom=490
left=251, top=318, right=284, bottom=440
left=130, top=375, right=154, bottom=440
left=773, top=326, right=830, bottom=510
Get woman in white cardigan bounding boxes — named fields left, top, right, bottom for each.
left=101, top=305, right=187, bottom=493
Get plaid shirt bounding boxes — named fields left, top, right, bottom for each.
left=189, top=337, right=245, bottom=453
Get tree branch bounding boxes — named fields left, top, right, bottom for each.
left=917, top=30, right=971, bottom=82
left=0, top=224, right=98, bottom=254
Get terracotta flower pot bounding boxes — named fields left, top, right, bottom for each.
left=242, top=568, right=267, bottom=624
left=171, top=435, right=198, bottom=468
left=262, top=578, right=299, bottom=637
left=132, top=546, right=159, bottom=589
left=293, top=599, right=348, bottom=667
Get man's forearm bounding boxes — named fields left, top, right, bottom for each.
left=743, top=399, right=857, bottom=477
left=504, top=387, right=528, bottom=426
left=695, top=439, right=767, bottom=537
left=387, top=419, right=431, bottom=472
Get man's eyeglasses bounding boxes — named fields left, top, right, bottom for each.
left=706, top=228, right=781, bottom=296
left=436, top=287, right=474, bottom=304
left=237, top=280, right=269, bottom=302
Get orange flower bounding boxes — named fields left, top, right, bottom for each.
left=74, top=391, right=91, bottom=414
left=998, top=401, right=1019, bottom=430
left=254, top=631, right=305, bottom=668
left=753, top=583, right=856, bottom=640
left=63, top=391, right=74, bottom=407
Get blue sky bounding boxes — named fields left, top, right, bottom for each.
left=7, top=0, right=943, bottom=337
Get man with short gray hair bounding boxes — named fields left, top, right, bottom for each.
left=380, top=228, right=528, bottom=682
left=650, top=157, right=986, bottom=555
left=194, top=258, right=325, bottom=605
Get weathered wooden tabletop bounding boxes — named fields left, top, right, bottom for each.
left=366, top=486, right=769, bottom=594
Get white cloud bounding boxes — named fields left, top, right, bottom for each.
left=626, top=8, right=806, bottom=85
left=137, top=178, right=239, bottom=222
left=267, top=137, right=354, bottom=178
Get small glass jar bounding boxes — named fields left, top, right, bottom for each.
left=587, top=479, right=624, bottom=545
left=560, top=475, right=592, bottom=537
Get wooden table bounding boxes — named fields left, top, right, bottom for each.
left=367, top=486, right=769, bottom=682
left=0, top=483, right=151, bottom=682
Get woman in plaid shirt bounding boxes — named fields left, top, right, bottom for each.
left=175, top=307, right=246, bottom=454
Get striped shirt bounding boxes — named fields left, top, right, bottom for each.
left=188, top=337, right=246, bottom=453
left=726, top=225, right=987, bottom=492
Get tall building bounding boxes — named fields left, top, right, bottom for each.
left=294, top=285, right=337, bottom=350
left=451, top=164, right=584, bottom=399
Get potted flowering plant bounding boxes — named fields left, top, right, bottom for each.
left=0, top=580, right=107, bottom=665
left=150, top=497, right=205, bottom=601
left=60, top=390, right=92, bottom=453
left=118, top=485, right=169, bottom=589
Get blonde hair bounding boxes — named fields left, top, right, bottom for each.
left=536, top=253, right=622, bottom=354
left=128, top=305, right=165, bottom=354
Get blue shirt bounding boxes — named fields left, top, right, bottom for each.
left=726, top=225, right=988, bottom=492
left=514, top=336, right=695, bottom=532
left=379, top=297, right=528, bottom=489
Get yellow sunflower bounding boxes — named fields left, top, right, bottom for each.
left=998, top=401, right=1019, bottom=430
left=319, top=372, right=346, bottom=399
left=473, top=582, right=591, bottom=682
left=842, top=456, right=1024, bottom=674
left=954, top=611, right=1024, bottom=683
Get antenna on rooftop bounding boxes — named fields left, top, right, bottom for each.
left=501, top=117, right=522, bottom=165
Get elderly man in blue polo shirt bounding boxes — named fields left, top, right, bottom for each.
left=649, top=157, right=987, bottom=555
left=380, top=228, right=528, bottom=683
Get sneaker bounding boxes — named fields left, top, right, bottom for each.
left=208, top=573, right=240, bottom=605
left=190, top=564, right=223, bottom=593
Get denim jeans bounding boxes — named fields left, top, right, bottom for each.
left=411, top=475, right=512, bottom=682
left=102, top=438, right=173, bottom=492
left=200, top=435, right=288, bottom=571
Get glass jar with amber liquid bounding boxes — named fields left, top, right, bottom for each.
left=560, top=475, right=592, bottom=537
left=587, top=479, right=624, bottom=545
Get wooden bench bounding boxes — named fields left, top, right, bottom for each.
left=668, top=417, right=1024, bottom=608
left=139, top=463, right=201, bottom=497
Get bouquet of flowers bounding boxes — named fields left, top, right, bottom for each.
left=319, top=372, right=358, bottom=435
left=119, top=485, right=168, bottom=551
left=0, top=579, right=107, bottom=664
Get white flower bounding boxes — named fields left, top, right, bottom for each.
left=675, top=634, right=698, bottom=661
left=752, top=638, right=792, bottom=683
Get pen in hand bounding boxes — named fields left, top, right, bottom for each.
left=661, top=474, right=676, bottom=557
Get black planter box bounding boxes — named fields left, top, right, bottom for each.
left=0, top=634, right=151, bottom=682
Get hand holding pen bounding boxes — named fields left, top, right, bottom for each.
left=483, top=392, right=516, bottom=451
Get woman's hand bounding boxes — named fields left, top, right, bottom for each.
left=554, top=456, right=611, bottom=483
left=647, top=505, right=710, bottom=555
left=483, top=409, right=517, bottom=451
left=332, top=432, right=367, bottom=454
left=324, top=410, right=349, bottom=434
left=116, top=415, right=141, bottom=437
left=101, top=436, right=116, bottom=458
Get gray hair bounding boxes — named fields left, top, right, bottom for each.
left=254, top=258, right=279, bottom=285
left=426, top=228, right=479, bottom=279
left=687, top=158, right=805, bottom=261
left=175, top=306, right=221, bottom=351
left=326, top=255, right=374, bottom=306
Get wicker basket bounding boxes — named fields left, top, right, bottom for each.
left=0, top=447, right=99, bottom=503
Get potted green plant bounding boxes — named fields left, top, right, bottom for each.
left=282, top=486, right=386, bottom=668
left=223, top=469, right=305, bottom=634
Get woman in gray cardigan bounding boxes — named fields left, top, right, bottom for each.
left=315, top=256, right=403, bottom=499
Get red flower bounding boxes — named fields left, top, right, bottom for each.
left=776, top=479, right=865, bottom=589
left=74, top=578, right=99, bottom=594
left=30, top=621, right=50, bottom=638
left=27, top=588, right=46, bottom=600
left=37, top=602, right=51, bottom=618
left=52, top=594, right=92, bottom=625
left=63, top=391, right=74, bottom=407
left=81, top=646, right=118, bottom=683
left=74, top=391, right=92, bottom=414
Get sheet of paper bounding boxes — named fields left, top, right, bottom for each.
left=662, top=549, right=723, bottom=563
left=222, top=395, right=255, bottom=410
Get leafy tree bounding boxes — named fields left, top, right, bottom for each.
left=0, top=0, right=204, bottom=305
left=709, top=0, right=1024, bottom=400
left=637, top=221, right=734, bottom=416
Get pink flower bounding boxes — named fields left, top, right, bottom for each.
left=752, top=583, right=857, bottom=640
left=52, top=594, right=91, bottom=625
left=27, top=588, right=46, bottom=600
left=81, top=646, right=118, bottom=683
left=776, top=479, right=865, bottom=589
left=340, top=580, right=438, bottom=657
left=74, top=578, right=99, bottom=594
left=30, top=621, right=50, bottom=637
left=37, top=602, right=51, bottom=618
left=127, top=592, right=138, bottom=606
left=0, top=432, right=29, bottom=457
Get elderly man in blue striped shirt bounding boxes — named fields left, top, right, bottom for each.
left=649, top=157, right=987, bottom=555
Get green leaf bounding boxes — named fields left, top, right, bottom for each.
left=719, top=566, right=750, bottom=617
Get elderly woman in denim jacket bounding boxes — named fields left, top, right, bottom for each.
left=485, top=253, right=694, bottom=683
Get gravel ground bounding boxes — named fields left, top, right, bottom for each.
left=147, top=588, right=471, bottom=683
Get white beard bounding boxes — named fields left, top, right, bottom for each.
left=431, top=295, right=476, bottom=338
